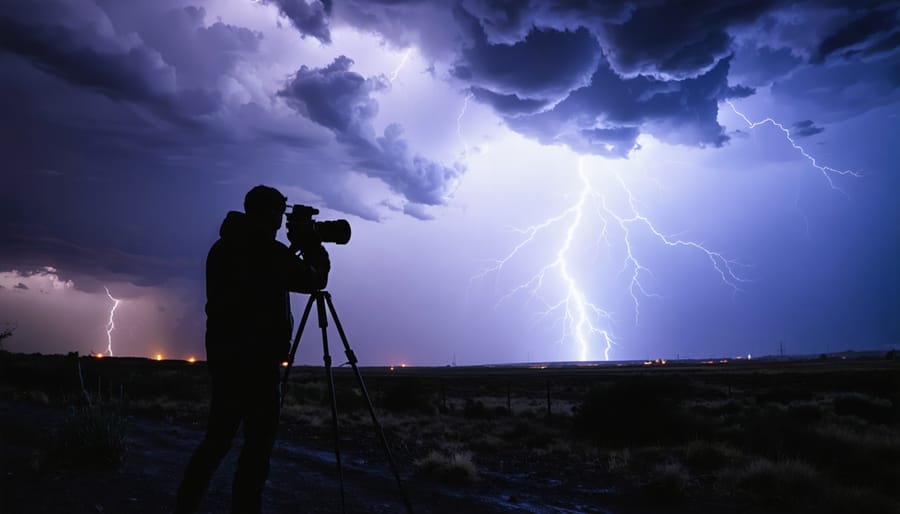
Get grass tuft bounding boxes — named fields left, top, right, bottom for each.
left=414, top=450, right=478, bottom=484
left=56, top=405, right=128, bottom=469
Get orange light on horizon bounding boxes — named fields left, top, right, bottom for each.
left=94, top=353, right=104, bottom=359
left=155, top=354, right=163, bottom=361
left=187, top=357, right=197, bottom=363
left=401, top=363, right=407, bottom=368
left=281, top=361, right=289, bottom=368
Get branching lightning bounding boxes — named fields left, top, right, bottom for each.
left=104, top=286, right=120, bottom=357
left=470, top=99, right=859, bottom=362
left=473, top=158, right=746, bottom=361
left=725, top=100, right=861, bottom=190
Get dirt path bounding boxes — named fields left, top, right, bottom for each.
left=1, top=401, right=617, bottom=513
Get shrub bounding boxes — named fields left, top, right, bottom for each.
left=573, top=376, right=698, bottom=446
left=645, top=462, right=690, bottom=503
left=682, top=440, right=742, bottom=472
left=724, top=458, right=821, bottom=507
left=832, top=393, right=896, bottom=425
left=501, top=420, right=554, bottom=449
left=463, top=398, right=491, bottom=419
left=381, top=381, right=435, bottom=414
left=56, top=405, right=128, bottom=469
left=414, top=450, right=478, bottom=484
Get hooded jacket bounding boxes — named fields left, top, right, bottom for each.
left=204, top=211, right=330, bottom=368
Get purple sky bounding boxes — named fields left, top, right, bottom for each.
left=1, top=0, right=898, bottom=365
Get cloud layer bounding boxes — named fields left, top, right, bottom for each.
left=1, top=0, right=897, bottom=304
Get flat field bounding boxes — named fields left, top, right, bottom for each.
left=1, top=351, right=898, bottom=513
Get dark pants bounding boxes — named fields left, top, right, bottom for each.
left=176, top=363, right=281, bottom=514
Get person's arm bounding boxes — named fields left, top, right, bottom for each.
left=278, top=240, right=330, bottom=293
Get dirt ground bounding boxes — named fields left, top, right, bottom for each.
left=0, top=399, right=622, bottom=514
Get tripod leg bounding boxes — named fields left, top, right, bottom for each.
left=318, top=294, right=347, bottom=514
left=281, top=293, right=316, bottom=407
left=323, top=293, right=414, bottom=514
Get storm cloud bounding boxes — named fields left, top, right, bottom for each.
left=1, top=0, right=897, bottom=362
left=279, top=56, right=462, bottom=206
left=791, top=120, right=825, bottom=138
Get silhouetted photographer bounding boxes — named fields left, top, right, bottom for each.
left=175, top=185, right=331, bottom=514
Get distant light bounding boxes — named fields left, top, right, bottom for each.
left=747, top=354, right=752, bottom=360
left=94, top=353, right=104, bottom=359
left=400, top=363, right=407, bottom=368
left=155, top=354, right=163, bottom=361
left=187, top=357, right=196, bottom=363
left=390, top=366, right=395, bottom=371
left=281, top=361, right=289, bottom=368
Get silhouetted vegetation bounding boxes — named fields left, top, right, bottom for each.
left=2, top=352, right=898, bottom=513
left=55, top=404, right=128, bottom=469
left=0, top=322, right=15, bottom=350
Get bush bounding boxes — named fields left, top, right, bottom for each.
left=645, top=462, right=690, bottom=503
left=724, top=458, right=821, bottom=507
left=415, top=450, right=478, bottom=484
left=832, top=394, right=896, bottom=425
left=463, top=398, right=491, bottom=419
left=574, top=376, right=699, bottom=446
left=381, top=381, right=435, bottom=414
left=682, top=440, right=742, bottom=472
left=56, top=405, right=128, bottom=469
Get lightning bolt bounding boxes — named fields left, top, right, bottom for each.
left=473, top=101, right=858, bottom=362
left=474, top=158, right=746, bottom=362
left=104, top=286, right=120, bottom=357
left=457, top=92, right=473, bottom=156
left=389, top=48, right=413, bottom=83
left=725, top=100, right=861, bottom=190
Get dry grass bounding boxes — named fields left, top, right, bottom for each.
left=721, top=458, right=821, bottom=506
left=414, top=450, right=478, bottom=484
left=681, top=439, right=742, bottom=472
left=645, top=462, right=691, bottom=502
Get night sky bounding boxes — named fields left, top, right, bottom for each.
left=1, top=0, right=898, bottom=365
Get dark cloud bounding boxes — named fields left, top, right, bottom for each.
left=14, top=283, right=28, bottom=290
left=469, top=87, right=551, bottom=116
left=136, top=6, right=263, bottom=89
left=279, top=56, right=462, bottom=205
left=312, top=1, right=897, bottom=159
left=771, top=53, right=900, bottom=119
left=791, top=120, right=824, bottom=138
left=0, top=1, right=222, bottom=123
left=452, top=8, right=601, bottom=105
left=730, top=44, right=802, bottom=87
left=459, top=0, right=633, bottom=45
left=813, top=7, right=898, bottom=63
left=504, top=57, right=753, bottom=157
left=601, top=0, right=779, bottom=80
left=263, top=0, right=332, bottom=43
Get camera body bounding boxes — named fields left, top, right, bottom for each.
left=286, top=204, right=351, bottom=246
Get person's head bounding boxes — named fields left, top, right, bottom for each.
left=244, top=185, right=287, bottom=235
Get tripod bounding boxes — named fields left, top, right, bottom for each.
left=281, top=290, right=413, bottom=514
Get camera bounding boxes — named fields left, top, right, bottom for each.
left=286, top=204, right=351, bottom=245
